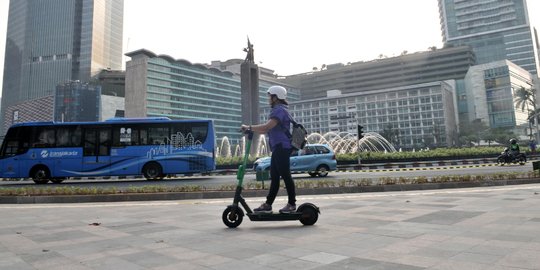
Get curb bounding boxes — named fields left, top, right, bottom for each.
left=1, top=178, right=539, bottom=204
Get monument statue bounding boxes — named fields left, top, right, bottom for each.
left=243, top=37, right=254, bottom=63
left=240, top=37, right=259, bottom=157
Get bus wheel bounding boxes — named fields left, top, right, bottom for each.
left=143, top=162, right=163, bottom=180
left=31, top=167, right=50, bottom=184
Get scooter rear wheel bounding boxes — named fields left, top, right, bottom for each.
left=222, top=206, right=244, bottom=228
left=299, top=206, right=319, bottom=226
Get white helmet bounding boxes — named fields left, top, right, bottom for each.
left=267, top=85, right=287, bottom=100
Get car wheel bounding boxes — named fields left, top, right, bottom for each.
left=316, top=165, right=329, bottom=177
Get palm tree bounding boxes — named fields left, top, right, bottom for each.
left=514, top=86, right=537, bottom=139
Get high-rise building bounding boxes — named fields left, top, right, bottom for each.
left=0, top=0, right=124, bottom=133
left=438, top=0, right=540, bottom=75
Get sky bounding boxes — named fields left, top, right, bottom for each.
left=0, top=0, right=539, bottom=96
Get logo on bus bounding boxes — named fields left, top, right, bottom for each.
left=39, top=150, right=78, bottom=158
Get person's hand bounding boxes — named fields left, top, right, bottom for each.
left=240, top=124, right=250, bottom=132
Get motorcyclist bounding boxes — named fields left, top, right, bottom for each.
left=509, top=138, right=520, bottom=158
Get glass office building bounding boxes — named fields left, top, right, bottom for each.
left=465, top=60, right=534, bottom=132
left=438, top=0, right=540, bottom=75
left=1, top=0, right=124, bottom=133
left=125, top=49, right=299, bottom=144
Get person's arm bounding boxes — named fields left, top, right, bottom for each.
left=241, top=118, right=278, bottom=134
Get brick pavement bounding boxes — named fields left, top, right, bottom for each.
left=0, top=184, right=539, bottom=269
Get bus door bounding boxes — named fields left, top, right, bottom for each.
left=0, top=126, right=31, bottom=178
left=0, top=139, right=21, bottom=178
left=83, top=128, right=111, bottom=175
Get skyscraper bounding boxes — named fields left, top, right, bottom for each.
left=0, top=0, right=124, bottom=133
left=438, top=0, right=540, bottom=75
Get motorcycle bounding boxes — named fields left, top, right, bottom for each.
left=496, top=147, right=526, bottom=165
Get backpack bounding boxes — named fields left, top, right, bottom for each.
left=285, top=113, right=307, bottom=150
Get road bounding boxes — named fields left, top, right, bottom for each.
left=0, top=162, right=532, bottom=190
left=1, top=185, right=540, bottom=269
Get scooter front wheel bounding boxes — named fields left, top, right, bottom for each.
left=299, top=205, right=319, bottom=226
left=222, top=206, right=244, bottom=228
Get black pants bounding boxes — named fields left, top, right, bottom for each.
left=266, top=145, right=296, bottom=206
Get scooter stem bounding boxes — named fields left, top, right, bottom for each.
left=236, top=130, right=254, bottom=187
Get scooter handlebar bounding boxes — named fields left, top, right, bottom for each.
left=243, top=129, right=254, bottom=140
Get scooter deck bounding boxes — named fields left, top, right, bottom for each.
left=247, top=212, right=302, bottom=221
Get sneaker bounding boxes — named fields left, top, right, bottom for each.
left=279, top=203, right=296, bottom=213
left=254, top=203, right=272, bottom=213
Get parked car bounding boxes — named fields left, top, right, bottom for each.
left=253, top=144, right=337, bottom=177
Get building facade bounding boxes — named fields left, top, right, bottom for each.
left=0, top=0, right=124, bottom=133
left=95, top=69, right=125, bottom=97
left=464, top=60, right=534, bottom=134
left=3, top=96, right=55, bottom=132
left=283, top=46, right=475, bottom=100
left=54, top=81, right=101, bottom=122
left=261, top=81, right=458, bottom=149
left=438, top=0, right=540, bottom=75
left=124, top=49, right=299, bottom=144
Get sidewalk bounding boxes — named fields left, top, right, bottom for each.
left=0, top=184, right=539, bottom=269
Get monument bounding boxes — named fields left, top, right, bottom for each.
left=240, top=38, right=260, bottom=157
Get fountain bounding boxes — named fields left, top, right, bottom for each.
left=218, top=136, right=232, bottom=157
left=216, top=131, right=396, bottom=157
left=307, top=131, right=396, bottom=154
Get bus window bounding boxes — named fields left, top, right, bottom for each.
left=140, top=129, right=148, bottom=145
left=56, top=126, right=82, bottom=147
left=84, top=130, right=97, bottom=156
left=171, top=123, right=208, bottom=147
left=149, top=126, right=169, bottom=145
left=191, top=124, right=208, bottom=143
left=1, top=126, right=31, bottom=157
left=98, top=129, right=111, bottom=155
left=32, top=127, right=55, bottom=147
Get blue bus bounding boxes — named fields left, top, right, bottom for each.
left=0, top=117, right=216, bottom=184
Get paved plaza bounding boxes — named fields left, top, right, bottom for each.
left=0, top=184, right=540, bottom=269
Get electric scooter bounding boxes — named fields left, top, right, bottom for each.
left=222, top=130, right=320, bottom=228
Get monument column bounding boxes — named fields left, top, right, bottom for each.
left=240, top=38, right=260, bottom=157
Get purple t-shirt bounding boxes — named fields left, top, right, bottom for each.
left=268, top=104, right=291, bottom=151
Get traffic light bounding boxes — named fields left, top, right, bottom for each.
left=357, top=125, right=364, bottom=140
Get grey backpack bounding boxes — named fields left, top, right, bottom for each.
left=290, top=121, right=308, bottom=150
left=285, top=113, right=307, bottom=150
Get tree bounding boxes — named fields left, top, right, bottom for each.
left=514, top=86, right=537, bottom=139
